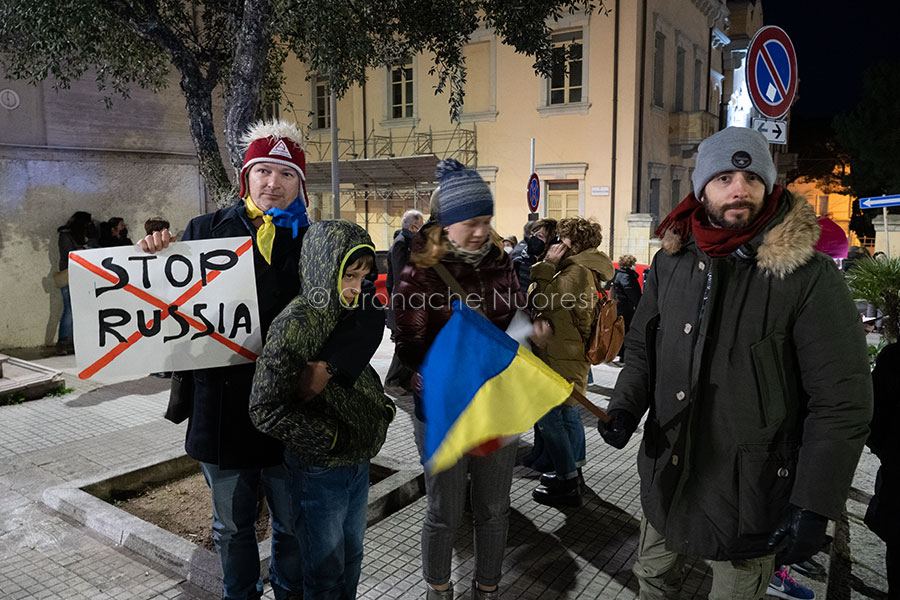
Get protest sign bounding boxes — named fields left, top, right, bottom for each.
left=69, top=237, right=261, bottom=379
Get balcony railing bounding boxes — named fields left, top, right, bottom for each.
left=305, top=126, right=476, bottom=168
left=669, top=111, right=718, bottom=157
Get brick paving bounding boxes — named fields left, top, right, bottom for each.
left=0, top=330, right=887, bottom=599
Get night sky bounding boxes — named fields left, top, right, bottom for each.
left=759, top=0, right=900, bottom=119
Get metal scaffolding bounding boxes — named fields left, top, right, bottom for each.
left=305, top=125, right=476, bottom=168
left=303, top=125, right=476, bottom=250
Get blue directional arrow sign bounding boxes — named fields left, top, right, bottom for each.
left=859, top=195, right=900, bottom=209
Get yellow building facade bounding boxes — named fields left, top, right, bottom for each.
left=788, top=177, right=860, bottom=245
left=276, top=0, right=768, bottom=262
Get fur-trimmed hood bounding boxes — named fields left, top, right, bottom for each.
left=660, top=191, right=820, bottom=279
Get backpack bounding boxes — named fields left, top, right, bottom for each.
left=585, top=274, right=625, bottom=365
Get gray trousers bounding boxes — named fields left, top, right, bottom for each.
left=634, top=517, right=774, bottom=600
left=414, top=418, right=518, bottom=588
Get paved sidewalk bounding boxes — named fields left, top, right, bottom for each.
left=0, top=331, right=888, bottom=599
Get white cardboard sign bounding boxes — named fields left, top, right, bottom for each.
left=69, top=237, right=261, bottom=379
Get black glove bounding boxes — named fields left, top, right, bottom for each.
left=598, top=409, right=638, bottom=449
left=767, top=504, right=829, bottom=565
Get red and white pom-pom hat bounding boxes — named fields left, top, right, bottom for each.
left=239, top=120, right=309, bottom=205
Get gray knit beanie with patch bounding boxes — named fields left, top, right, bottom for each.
left=691, top=126, right=776, bottom=198
left=435, top=158, right=493, bottom=226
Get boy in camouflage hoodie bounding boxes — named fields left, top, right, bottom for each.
left=250, top=220, right=395, bottom=600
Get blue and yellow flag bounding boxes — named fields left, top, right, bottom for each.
left=420, top=302, right=574, bottom=474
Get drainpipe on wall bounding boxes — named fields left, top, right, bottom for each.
left=608, top=0, right=620, bottom=256
left=635, top=0, right=648, bottom=214
left=362, top=80, right=369, bottom=230
left=330, top=80, right=340, bottom=218
left=706, top=26, right=713, bottom=113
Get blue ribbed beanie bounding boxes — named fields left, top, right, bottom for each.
left=435, top=158, right=493, bottom=226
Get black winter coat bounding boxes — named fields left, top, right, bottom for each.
left=612, top=267, right=642, bottom=322
left=865, top=342, right=900, bottom=542
left=178, top=203, right=371, bottom=469
left=180, top=202, right=306, bottom=469
left=610, top=191, right=873, bottom=560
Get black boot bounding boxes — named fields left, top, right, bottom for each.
left=532, top=475, right=582, bottom=508
left=539, top=467, right=583, bottom=488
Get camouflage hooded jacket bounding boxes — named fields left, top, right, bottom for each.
left=249, top=220, right=395, bottom=467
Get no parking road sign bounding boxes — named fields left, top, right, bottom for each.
left=527, top=173, right=540, bottom=213
left=746, top=26, right=798, bottom=119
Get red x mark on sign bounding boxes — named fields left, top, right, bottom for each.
left=70, top=239, right=257, bottom=380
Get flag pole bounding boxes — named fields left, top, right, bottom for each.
left=569, top=389, right=610, bottom=423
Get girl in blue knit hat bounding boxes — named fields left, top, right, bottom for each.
left=393, top=159, right=550, bottom=599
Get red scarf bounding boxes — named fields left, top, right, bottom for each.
left=654, top=186, right=783, bottom=257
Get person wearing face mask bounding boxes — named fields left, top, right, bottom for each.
left=512, top=218, right=557, bottom=295
left=393, top=159, right=548, bottom=600
left=528, top=218, right=614, bottom=508
left=501, top=235, right=518, bottom=254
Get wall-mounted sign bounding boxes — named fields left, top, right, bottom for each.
left=591, top=186, right=610, bottom=197
left=0, top=89, right=20, bottom=110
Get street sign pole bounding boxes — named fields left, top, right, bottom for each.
left=530, top=138, right=535, bottom=174
left=859, top=194, right=900, bottom=258
left=527, top=138, right=539, bottom=220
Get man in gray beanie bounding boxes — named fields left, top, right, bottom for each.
left=598, top=126, right=873, bottom=599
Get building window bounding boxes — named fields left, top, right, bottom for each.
left=693, top=58, right=703, bottom=111
left=547, top=180, right=580, bottom=219
left=653, top=32, right=666, bottom=107
left=674, top=47, right=685, bottom=112
left=263, top=101, right=279, bottom=121
left=314, top=77, right=330, bottom=129
left=391, top=62, right=414, bottom=119
left=548, top=30, right=583, bottom=105
left=649, top=178, right=661, bottom=220
left=671, top=179, right=682, bottom=206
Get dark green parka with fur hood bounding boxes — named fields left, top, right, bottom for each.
left=610, top=189, right=873, bottom=561
left=249, top=220, right=395, bottom=467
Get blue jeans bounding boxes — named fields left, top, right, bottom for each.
left=58, top=285, right=73, bottom=343
left=536, top=404, right=586, bottom=479
left=199, top=462, right=302, bottom=600
left=284, top=453, right=369, bottom=600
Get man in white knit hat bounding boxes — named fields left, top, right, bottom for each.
left=140, top=120, right=350, bottom=600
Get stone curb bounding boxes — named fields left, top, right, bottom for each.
left=41, top=450, right=424, bottom=595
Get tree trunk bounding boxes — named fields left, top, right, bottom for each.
left=181, top=79, right=233, bottom=206
left=224, top=0, right=272, bottom=175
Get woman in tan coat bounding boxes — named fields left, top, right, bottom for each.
left=528, top=217, right=614, bottom=507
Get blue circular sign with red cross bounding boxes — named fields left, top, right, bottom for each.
left=527, top=173, right=540, bottom=213
left=746, top=26, right=798, bottom=119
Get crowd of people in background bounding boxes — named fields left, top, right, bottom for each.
left=54, top=213, right=170, bottom=354
left=48, top=121, right=894, bottom=600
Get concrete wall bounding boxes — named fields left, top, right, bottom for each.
left=0, top=72, right=213, bottom=349
left=0, top=150, right=204, bottom=349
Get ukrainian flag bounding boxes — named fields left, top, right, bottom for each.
left=420, top=302, right=574, bottom=474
